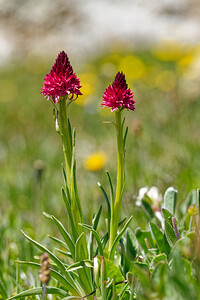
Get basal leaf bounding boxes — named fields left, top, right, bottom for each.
left=126, top=228, right=138, bottom=261
left=97, top=256, right=124, bottom=294
left=135, top=227, right=154, bottom=253
left=163, top=187, right=177, bottom=215
left=162, top=208, right=175, bottom=226
left=150, top=222, right=170, bottom=255
left=164, top=221, right=178, bottom=246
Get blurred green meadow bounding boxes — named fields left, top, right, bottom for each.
left=1, top=42, right=200, bottom=293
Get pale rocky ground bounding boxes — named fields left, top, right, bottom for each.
left=0, top=0, right=200, bottom=64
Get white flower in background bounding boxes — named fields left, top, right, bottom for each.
left=137, top=186, right=162, bottom=210
left=147, top=186, right=162, bottom=210
left=137, top=186, right=149, bottom=203
left=137, top=186, right=163, bottom=225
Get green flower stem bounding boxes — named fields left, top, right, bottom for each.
left=58, top=97, right=83, bottom=235
left=59, top=97, right=72, bottom=187
left=109, top=110, right=124, bottom=252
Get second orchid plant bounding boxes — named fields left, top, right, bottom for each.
left=14, top=51, right=136, bottom=299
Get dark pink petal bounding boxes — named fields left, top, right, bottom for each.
left=101, top=72, right=135, bottom=112
left=41, top=51, right=82, bottom=103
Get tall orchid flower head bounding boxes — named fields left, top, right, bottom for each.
left=101, top=72, right=135, bottom=112
left=41, top=51, right=82, bottom=103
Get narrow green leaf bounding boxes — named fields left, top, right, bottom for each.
left=43, top=212, right=75, bottom=253
left=151, top=261, right=168, bottom=293
left=15, top=261, right=79, bottom=295
left=56, top=248, right=72, bottom=258
left=75, top=232, right=86, bottom=262
left=95, top=219, right=126, bottom=257
left=62, top=187, right=79, bottom=240
left=109, top=216, right=133, bottom=261
left=21, top=230, right=66, bottom=273
left=164, top=187, right=177, bottom=215
left=7, top=287, right=68, bottom=299
left=118, top=217, right=127, bottom=229
left=123, top=126, right=128, bottom=149
left=0, top=280, right=7, bottom=299
left=21, top=231, right=77, bottom=290
left=68, top=118, right=73, bottom=149
left=150, top=222, right=170, bottom=255
left=62, top=297, right=81, bottom=300
left=48, top=235, right=69, bottom=250
left=92, top=205, right=102, bottom=230
left=66, top=260, right=94, bottom=272
left=141, top=199, right=154, bottom=220
left=135, top=228, right=154, bottom=253
left=51, top=215, right=75, bottom=259
left=164, top=221, right=178, bottom=246
left=97, top=256, right=124, bottom=294
left=129, top=262, right=150, bottom=287
left=152, top=253, right=167, bottom=267
left=72, top=159, right=84, bottom=223
left=126, top=228, right=138, bottom=261
left=89, top=205, right=102, bottom=260
left=62, top=164, right=68, bottom=191
left=162, top=208, right=175, bottom=226
left=101, top=232, right=109, bottom=250
left=98, top=182, right=111, bottom=230
left=106, top=171, right=114, bottom=214
left=75, top=233, right=92, bottom=294
left=118, top=283, right=129, bottom=300
left=79, top=224, right=103, bottom=256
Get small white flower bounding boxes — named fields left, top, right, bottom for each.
left=147, top=186, right=162, bottom=205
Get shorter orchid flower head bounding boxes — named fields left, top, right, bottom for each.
left=101, top=72, right=135, bottom=112
left=41, top=51, right=82, bottom=103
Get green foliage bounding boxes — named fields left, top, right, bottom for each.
left=2, top=46, right=200, bottom=299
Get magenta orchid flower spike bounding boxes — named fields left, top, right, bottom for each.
left=41, top=51, right=82, bottom=103
left=101, top=72, right=135, bottom=112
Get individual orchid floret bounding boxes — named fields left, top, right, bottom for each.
left=41, top=51, right=82, bottom=103
left=101, top=72, right=135, bottom=112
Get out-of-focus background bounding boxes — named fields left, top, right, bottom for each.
left=1, top=0, right=200, bottom=284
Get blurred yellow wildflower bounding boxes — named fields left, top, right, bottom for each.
left=181, top=54, right=200, bottom=81
left=118, top=55, right=146, bottom=80
left=76, top=72, right=97, bottom=106
left=84, top=151, right=107, bottom=172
